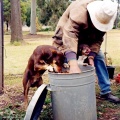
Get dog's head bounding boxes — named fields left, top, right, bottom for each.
left=79, top=44, right=91, bottom=56
left=48, top=48, right=65, bottom=73
left=34, top=45, right=65, bottom=73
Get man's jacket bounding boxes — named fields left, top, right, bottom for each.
left=52, top=0, right=105, bottom=60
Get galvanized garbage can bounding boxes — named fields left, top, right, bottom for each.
left=48, top=65, right=97, bottom=120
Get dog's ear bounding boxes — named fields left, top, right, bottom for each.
left=50, top=48, right=57, bottom=56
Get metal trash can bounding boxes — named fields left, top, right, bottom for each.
left=48, top=65, right=97, bottom=120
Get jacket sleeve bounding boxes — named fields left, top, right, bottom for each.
left=62, top=7, right=88, bottom=54
left=88, top=32, right=105, bottom=59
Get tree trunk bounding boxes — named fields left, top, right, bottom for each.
left=6, top=21, right=9, bottom=32
left=10, top=0, right=23, bottom=43
left=30, top=0, right=36, bottom=34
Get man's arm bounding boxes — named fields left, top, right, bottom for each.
left=88, top=33, right=106, bottom=65
left=62, top=7, right=88, bottom=73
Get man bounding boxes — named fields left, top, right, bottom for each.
left=52, top=0, right=120, bottom=103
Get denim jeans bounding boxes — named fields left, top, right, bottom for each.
left=94, top=50, right=111, bottom=95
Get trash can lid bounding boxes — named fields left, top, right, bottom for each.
left=24, top=84, right=48, bottom=120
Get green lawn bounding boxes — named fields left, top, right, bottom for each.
left=4, top=30, right=120, bottom=75
left=4, top=32, right=53, bottom=75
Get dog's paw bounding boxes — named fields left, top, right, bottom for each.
left=63, top=63, right=69, bottom=68
left=47, top=65, right=54, bottom=72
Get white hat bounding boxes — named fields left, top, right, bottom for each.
left=87, top=0, right=117, bottom=32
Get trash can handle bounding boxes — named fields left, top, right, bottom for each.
left=47, top=84, right=52, bottom=91
left=47, top=84, right=61, bottom=92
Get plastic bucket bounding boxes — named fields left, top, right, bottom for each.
left=106, top=66, right=115, bottom=79
left=48, top=65, right=97, bottom=120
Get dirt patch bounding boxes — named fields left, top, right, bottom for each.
left=0, top=85, right=24, bottom=109
left=97, top=97, right=120, bottom=120
left=0, top=74, right=120, bottom=119
left=0, top=74, right=49, bottom=110
left=98, top=108, right=120, bottom=120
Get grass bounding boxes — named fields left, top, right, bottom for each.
left=4, top=34, right=53, bottom=75
left=4, top=30, right=120, bottom=75
left=1, top=30, right=120, bottom=119
left=101, top=30, right=120, bottom=66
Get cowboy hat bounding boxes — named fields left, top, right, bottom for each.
left=87, top=0, right=117, bottom=32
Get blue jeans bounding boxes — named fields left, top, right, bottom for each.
left=94, top=50, right=111, bottom=95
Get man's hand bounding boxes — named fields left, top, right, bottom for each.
left=88, top=58, right=94, bottom=67
left=68, top=60, right=82, bottom=73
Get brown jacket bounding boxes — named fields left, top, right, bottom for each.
left=52, top=0, right=105, bottom=57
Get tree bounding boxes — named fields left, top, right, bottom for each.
left=26, top=5, right=31, bottom=27
left=21, top=0, right=31, bottom=26
left=20, top=1, right=28, bottom=24
left=37, top=0, right=70, bottom=30
left=10, top=0, right=23, bottom=43
left=3, top=0, right=10, bottom=31
left=3, top=0, right=29, bottom=31
left=30, top=0, right=36, bottom=34
left=37, top=0, right=52, bottom=25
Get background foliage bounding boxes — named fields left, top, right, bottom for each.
left=37, top=0, right=70, bottom=30
left=3, top=0, right=120, bottom=30
left=3, top=0, right=29, bottom=26
left=3, top=0, right=71, bottom=30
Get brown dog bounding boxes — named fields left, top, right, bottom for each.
left=23, top=45, right=65, bottom=109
